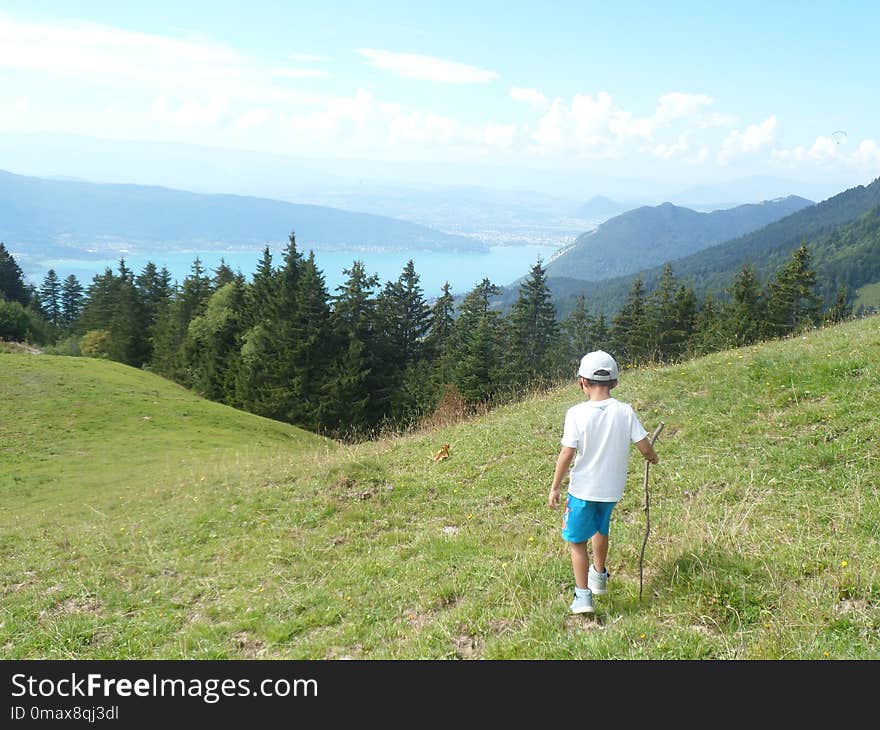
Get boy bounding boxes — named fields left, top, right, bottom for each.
left=548, top=350, right=659, bottom=614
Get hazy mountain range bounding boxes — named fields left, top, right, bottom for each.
left=0, top=132, right=857, bottom=246
left=545, top=196, right=814, bottom=282
left=0, top=132, right=852, bottom=204
left=501, top=176, right=880, bottom=317
left=575, top=195, right=639, bottom=221
left=0, top=169, right=488, bottom=263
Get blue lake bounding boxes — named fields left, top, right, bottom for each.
left=28, top=244, right=560, bottom=299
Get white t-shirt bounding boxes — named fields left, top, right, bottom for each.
left=561, top=397, right=648, bottom=502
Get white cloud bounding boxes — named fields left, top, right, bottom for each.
left=484, top=123, right=516, bottom=149
left=510, top=87, right=548, bottom=110
left=355, top=48, right=498, bottom=84
left=148, top=95, right=230, bottom=127
left=531, top=92, right=615, bottom=154
left=0, top=12, right=336, bottom=112
left=654, top=92, right=713, bottom=124
left=0, top=13, right=242, bottom=89
left=280, top=90, right=376, bottom=141
left=574, top=92, right=621, bottom=144
left=5, top=11, right=862, bottom=178
left=773, top=135, right=880, bottom=173
left=697, top=111, right=739, bottom=128
left=718, top=116, right=777, bottom=163
left=528, top=91, right=715, bottom=158
left=388, top=109, right=461, bottom=145
left=236, top=108, right=273, bottom=130
left=653, top=135, right=690, bottom=160
left=853, top=139, right=880, bottom=166
left=808, top=135, right=838, bottom=162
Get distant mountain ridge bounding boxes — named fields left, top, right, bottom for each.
left=0, top=169, right=488, bottom=259
left=668, top=175, right=845, bottom=208
left=545, top=195, right=814, bottom=282
left=575, top=195, right=639, bottom=221
left=524, top=176, right=880, bottom=317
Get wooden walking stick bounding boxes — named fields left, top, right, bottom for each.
left=639, top=422, right=664, bottom=602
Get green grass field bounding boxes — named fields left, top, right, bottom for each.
left=854, top=281, right=880, bottom=311
left=2, top=316, right=879, bottom=659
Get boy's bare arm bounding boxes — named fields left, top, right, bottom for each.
left=548, top=447, right=577, bottom=508
left=636, top=437, right=659, bottom=464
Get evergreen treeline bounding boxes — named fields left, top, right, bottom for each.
left=0, top=235, right=870, bottom=441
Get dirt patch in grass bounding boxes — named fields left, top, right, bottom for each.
left=563, top=614, right=604, bottom=631
left=40, top=596, right=103, bottom=620
left=233, top=631, right=266, bottom=658
left=488, top=618, right=524, bottom=635
left=452, top=624, right=482, bottom=659
left=403, top=608, right=437, bottom=630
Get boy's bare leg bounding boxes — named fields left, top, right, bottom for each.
left=591, top=532, right=609, bottom=574
left=569, top=542, right=590, bottom=589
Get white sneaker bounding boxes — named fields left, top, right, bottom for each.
left=588, top=565, right=608, bottom=595
left=569, top=589, right=594, bottom=614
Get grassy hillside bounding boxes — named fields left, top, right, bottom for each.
left=2, top=317, right=879, bottom=659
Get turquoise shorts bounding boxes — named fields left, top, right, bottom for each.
left=561, top=494, right=616, bottom=543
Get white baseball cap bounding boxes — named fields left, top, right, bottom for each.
left=577, top=350, right=619, bottom=381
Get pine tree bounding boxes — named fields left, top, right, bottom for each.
left=107, top=259, right=150, bottom=366
left=724, top=262, right=764, bottom=345
left=825, top=283, right=853, bottom=324
left=183, top=279, right=247, bottom=403
left=135, top=262, right=173, bottom=363
left=561, top=294, right=596, bottom=371
left=671, top=284, right=698, bottom=358
left=77, top=268, right=117, bottom=335
left=560, top=294, right=596, bottom=352
left=292, top=252, right=334, bottom=431
left=610, top=277, right=649, bottom=365
left=150, top=290, right=186, bottom=380
left=276, top=233, right=304, bottom=316
left=692, top=291, right=724, bottom=355
left=152, top=258, right=213, bottom=381
left=179, top=257, right=213, bottom=324
left=60, top=274, right=84, bottom=329
left=451, top=278, right=505, bottom=406
left=376, top=260, right=434, bottom=425
left=508, top=259, right=560, bottom=387
left=456, top=313, right=505, bottom=405
left=135, top=263, right=173, bottom=322
left=40, top=269, right=62, bottom=327
left=765, top=244, right=822, bottom=338
left=0, top=242, right=30, bottom=305
left=645, top=263, right=678, bottom=361
left=213, top=258, right=237, bottom=288
left=324, top=260, right=385, bottom=438
left=592, top=312, right=609, bottom=346
left=237, top=234, right=305, bottom=422
left=453, top=278, right=500, bottom=336
left=245, top=245, right=277, bottom=328
left=379, top=260, right=432, bottom=371
left=425, top=281, right=456, bottom=382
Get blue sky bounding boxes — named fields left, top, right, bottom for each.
left=1, top=1, right=878, bottom=194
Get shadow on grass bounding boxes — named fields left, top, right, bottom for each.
left=594, top=548, right=779, bottom=626
left=649, top=547, right=778, bottom=626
